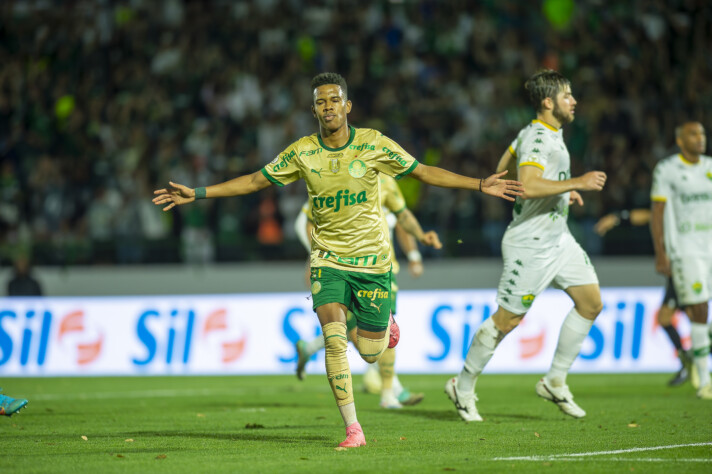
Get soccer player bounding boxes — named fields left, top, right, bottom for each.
left=595, top=209, right=695, bottom=387
left=294, top=173, right=438, bottom=409
left=446, top=69, right=607, bottom=422
left=651, top=121, right=712, bottom=400
left=0, top=389, right=28, bottom=416
left=153, top=72, right=523, bottom=447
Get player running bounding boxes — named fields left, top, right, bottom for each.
left=294, top=173, right=437, bottom=409
left=446, top=69, right=607, bottom=422
left=154, top=72, right=523, bottom=447
left=651, top=121, right=712, bottom=400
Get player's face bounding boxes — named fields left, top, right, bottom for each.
left=677, top=122, right=706, bottom=155
left=552, top=85, right=576, bottom=125
left=312, top=84, right=352, bottom=133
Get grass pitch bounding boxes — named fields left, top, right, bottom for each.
left=2, top=374, right=711, bottom=473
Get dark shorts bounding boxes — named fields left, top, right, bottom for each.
left=311, top=266, right=392, bottom=332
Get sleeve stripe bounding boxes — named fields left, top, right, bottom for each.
left=260, top=167, right=284, bottom=187
left=392, top=204, right=407, bottom=215
left=519, top=161, right=544, bottom=171
left=508, top=145, right=517, bottom=157
left=395, top=161, right=419, bottom=180
left=651, top=196, right=667, bottom=202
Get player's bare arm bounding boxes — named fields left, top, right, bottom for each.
left=519, top=165, right=606, bottom=200
left=394, top=223, right=425, bottom=277
left=153, top=171, right=272, bottom=211
left=395, top=208, right=442, bottom=249
left=496, top=148, right=515, bottom=174
left=409, top=164, right=524, bottom=202
left=650, top=201, right=670, bottom=276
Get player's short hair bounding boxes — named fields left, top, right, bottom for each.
left=524, top=69, right=570, bottom=112
left=675, top=121, right=702, bottom=138
left=311, top=72, right=348, bottom=99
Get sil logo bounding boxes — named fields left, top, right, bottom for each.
left=58, top=310, right=104, bottom=366
left=521, top=294, right=535, bottom=309
left=692, top=282, right=703, bottom=294
left=202, top=309, right=247, bottom=363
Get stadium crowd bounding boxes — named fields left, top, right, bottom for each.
left=1, top=0, right=710, bottom=265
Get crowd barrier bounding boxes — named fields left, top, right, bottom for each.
left=0, top=288, right=701, bottom=376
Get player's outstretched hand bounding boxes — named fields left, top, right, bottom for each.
left=408, top=261, right=424, bottom=278
left=594, top=213, right=618, bottom=236
left=480, top=170, right=524, bottom=202
left=153, top=181, right=196, bottom=211
left=579, top=171, right=607, bottom=191
left=420, top=230, right=442, bottom=250
left=569, top=190, right=584, bottom=207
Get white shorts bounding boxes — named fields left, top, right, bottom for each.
left=496, top=232, right=599, bottom=314
left=671, top=257, right=712, bottom=306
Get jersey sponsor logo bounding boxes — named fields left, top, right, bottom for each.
left=316, top=250, right=384, bottom=267
left=327, top=152, right=343, bottom=159
left=679, top=192, right=712, bottom=204
left=271, top=149, right=296, bottom=171
left=328, top=373, right=349, bottom=381
left=382, top=146, right=409, bottom=167
left=521, top=294, right=535, bottom=308
left=357, top=288, right=389, bottom=303
left=312, top=189, right=367, bottom=212
left=299, top=148, right=323, bottom=157
left=349, top=142, right=375, bottom=151
left=348, top=160, right=367, bottom=178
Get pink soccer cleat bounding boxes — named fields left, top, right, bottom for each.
left=388, top=314, right=400, bottom=349
left=338, top=422, right=366, bottom=448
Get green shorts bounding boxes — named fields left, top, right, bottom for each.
left=311, top=266, right=392, bottom=332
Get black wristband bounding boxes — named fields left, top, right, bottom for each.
left=479, top=179, right=483, bottom=192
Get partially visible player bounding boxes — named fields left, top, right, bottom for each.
left=294, top=174, right=437, bottom=408
left=154, top=72, right=523, bottom=447
left=447, top=69, right=607, bottom=422
left=651, top=121, right=712, bottom=400
left=594, top=209, right=695, bottom=387
left=0, top=388, right=27, bottom=416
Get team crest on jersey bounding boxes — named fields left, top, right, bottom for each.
left=521, top=294, right=535, bottom=308
left=330, top=158, right=340, bottom=174
left=692, top=281, right=703, bottom=294
left=348, top=160, right=367, bottom=178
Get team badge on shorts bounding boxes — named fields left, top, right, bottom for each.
left=348, top=159, right=367, bottom=178
left=707, top=171, right=712, bottom=181
left=692, top=281, right=703, bottom=294
left=311, top=281, right=322, bottom=294
left=521, top=294, right=535, bottom=308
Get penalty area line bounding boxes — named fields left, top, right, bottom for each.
left=493, top=442, right=712, bottom=461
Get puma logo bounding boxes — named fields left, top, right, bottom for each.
left=311, top=168, right=323, bottom=178
left=370, top=302, right=383, bottom=311
left=335, top=384, right=348, bottom=393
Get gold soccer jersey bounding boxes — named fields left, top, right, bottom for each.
left=262, top=126, right=419, bottom=273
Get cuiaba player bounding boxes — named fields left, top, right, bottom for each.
left=294, top=173, right=439, bottom=409
left=651, top=121, right=712, bottom=400
left=446, top=69, right=607, bottom=422
left=153, top=72, right=524, bottom=448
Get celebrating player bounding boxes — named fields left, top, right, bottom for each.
left=294, top=173, right=437, bottom=409
left=154, top=72, right=523, bottom=447
left=446, top=69, right=607, bottom=421
left=651, top=121, right=712, bottom=400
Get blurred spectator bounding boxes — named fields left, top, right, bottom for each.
left=7, top=256, right=43, bottom=296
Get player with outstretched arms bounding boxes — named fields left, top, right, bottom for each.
left=651, top=121, right=712, bottom=400
left=154, top=72, right=523, bottom=447
left=446, top=69, right=607, bottom=422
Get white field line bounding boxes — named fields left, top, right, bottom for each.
left=494, top=442, right=712, bottom=461
left=497, top=458, right=712, bottom=463
left=29, top=388, right=255, bottom=401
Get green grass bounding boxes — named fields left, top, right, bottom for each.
left=2, top=374, right=711, bottom=473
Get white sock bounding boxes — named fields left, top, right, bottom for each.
left=392, top=375, right=403, bottom=398
left=546, top=307, right=594, bottom=387
left=691, top=322, right=711, bottom=388
left=305, top=336, right=325, bottom=357
left=338, top=402, right=358, bottom=427
left=458, top=317, right=503, bottom=393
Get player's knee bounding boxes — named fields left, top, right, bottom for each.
left=323, top=322, right=348, bottom=355
left=493, top=310, right=523, bottom=334
left=578, top=299, right=603, bottom=320
left=356, top=334, right=387, bottom=363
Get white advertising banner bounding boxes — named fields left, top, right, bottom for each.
left=0, top=288, right=701, bottom=376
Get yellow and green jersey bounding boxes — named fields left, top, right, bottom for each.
left=263, top=126, right=418, bottom=274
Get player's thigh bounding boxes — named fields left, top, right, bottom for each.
left=671, top=257, right=712, bottom=307
left=348, top=270, right=392, bottom=334
left=496, top=243, right=562, bottom=314
left=311, top=267, right=352, bottom=320
left=492, top=305, right=526, bottom=334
